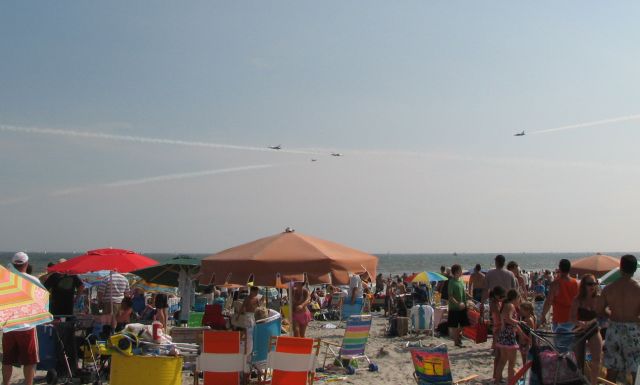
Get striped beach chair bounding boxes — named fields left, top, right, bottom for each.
left=322, top=314, right=377, bottom=374
left=196, top=330, right=247, bottom=385
left=262, top=336, right=321, bottom=385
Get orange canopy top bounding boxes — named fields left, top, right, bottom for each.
left=199, top=229, right=378, bottom=287
left=570, top=254, right=620, bottom=278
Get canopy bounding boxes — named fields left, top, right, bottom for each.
left=570, top=254, right=620, bottom=278
left=48, top=248, right=158, bottom=274
left=200, top=228, right=378, bottom=286
left=1, top=265, right=53, bottom=332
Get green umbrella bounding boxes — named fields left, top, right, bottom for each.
left=600, top=261, right=640, bottom=285
left=131, top=255, right=200, bottom=287
left=132, top=255, right=201, bottom=323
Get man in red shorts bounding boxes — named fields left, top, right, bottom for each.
left=2, top=252, right=39, bottom=385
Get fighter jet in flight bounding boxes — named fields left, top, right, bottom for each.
left=514, top=131, right=525, bottom=137
left=268, top=145, right=282, bottom=150
left=331, top=152, right=343, bottom=157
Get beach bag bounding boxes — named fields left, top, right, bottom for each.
left=538, top=348, right=581, bottom=385
left=388, top=316, right=398, bottom=336
left=462, top=308, right=488, bottom=343
left=396, top=317, right=409, bottom=337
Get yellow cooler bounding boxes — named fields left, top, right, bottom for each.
left=109, top=354, right=183, bottom=385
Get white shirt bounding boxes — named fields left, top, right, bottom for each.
left=349, top=274, right=363, bottom=299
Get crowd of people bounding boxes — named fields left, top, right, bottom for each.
left=4, top=251, right=640, bottom=385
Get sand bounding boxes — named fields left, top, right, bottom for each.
left=2, top=314, right=498, bottom=384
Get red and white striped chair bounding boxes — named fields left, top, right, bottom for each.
left=262, top=336, right=321, bottom=385
left=196, top=330, right=248, bottom=385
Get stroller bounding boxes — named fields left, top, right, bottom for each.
left=509, top=320, right=600, bottom=385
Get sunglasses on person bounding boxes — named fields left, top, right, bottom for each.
left=584, top=281, right=597, bottom=286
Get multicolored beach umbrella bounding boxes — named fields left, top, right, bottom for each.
left=411, top=271, right=448, bottom=283
left=0, top=264, right=53, bottom=332
left=131, top=279, right=178, bottom=295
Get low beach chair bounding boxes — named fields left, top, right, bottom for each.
left=410, top=304, right=435, bottom=336
left=409, top=344, right=478, bottom=385
left=261, top=336, right=321, bottom=385
left=196, top=330, right=248, bottom=385
left=322, top=314, right=377, bottom=374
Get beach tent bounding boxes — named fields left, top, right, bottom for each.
left=570, top=254, right=619, bottom=278
left=199, top=228, right=378, bottom=287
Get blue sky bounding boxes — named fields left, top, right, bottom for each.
left=1, top=1, right=639, bottom=254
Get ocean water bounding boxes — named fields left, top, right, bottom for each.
left=2, top=251, right=636, bottom=277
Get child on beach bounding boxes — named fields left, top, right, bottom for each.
left=495, top=289, right=530, bottom=384
left=489, top=286, right=506, bottom=381
left=518, top=301, right=536, bottom=365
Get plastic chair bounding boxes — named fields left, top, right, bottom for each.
left=409, top=344, right=478, bottom=385
left=196, top=330, right=248, bottom=385
left=202, top=304, right=229, bottom=330
left=262, top=336, right=321, bottom=385
left=322, top=314, right=377, bottom=374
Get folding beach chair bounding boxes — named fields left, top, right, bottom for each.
left=261, top=336, right=321, bottom=385
left=322, top=314, right=378, bottom=374
left=410, top=304, right=435, bottom=336
left=340, top=297, right=364, bottom=322
left=409, top=344, right=478, bottom=385
left=196, top=330, right=248, bottom=385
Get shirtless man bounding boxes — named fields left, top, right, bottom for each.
left=469, top=264, right=486, bottom=302
left=240, top=286, right=262, bottom=317
left=598, top=254, right=640, bottom=383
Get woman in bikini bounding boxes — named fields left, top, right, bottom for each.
left=292, top=281, right=313, bottom=337
left=570, top=274, right=603, bottom=385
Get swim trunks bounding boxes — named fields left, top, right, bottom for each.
left=603, top=321, right=640, bottom=373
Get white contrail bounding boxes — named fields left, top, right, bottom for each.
left=0, top=124, right=321, bottom=155
left=49, top=164, right=275, bottom=197
left=105, top=164, right=273, bottom=187
left=530, top=114, right=640, bottom=135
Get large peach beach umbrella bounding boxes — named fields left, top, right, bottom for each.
left=0, top=264, right=53, bottom=332
left=200, top=228, right=378, bottom=286
left=570, top=254, right=620, bottom=278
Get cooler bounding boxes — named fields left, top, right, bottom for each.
left=109, top=354, right=183, bottom=385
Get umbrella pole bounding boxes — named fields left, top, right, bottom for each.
left=288, top=282, right=294, bottom=336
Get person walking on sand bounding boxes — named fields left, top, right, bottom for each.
left=540, top=259, right=578, bottom=353
left=597, top=254, right=640, bottom=384
left=469, top=264, right=486, bottom=302
left=447, top=264, right=470, bottom=347
left=495, top=289, right=529, bottom=385
left=2, top=253, right=39, bottom=385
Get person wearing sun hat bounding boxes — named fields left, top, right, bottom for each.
left=2, top=252, right=39, bottom=385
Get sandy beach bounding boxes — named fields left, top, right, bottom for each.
left=2, top=314, right=496, bottom=385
